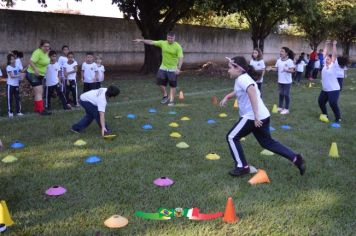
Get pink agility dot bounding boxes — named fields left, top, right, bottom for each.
left=45, top=185, right=67, bottom=196
left=153, top=177, right=175, bottom=187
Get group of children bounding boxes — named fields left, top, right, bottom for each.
left=0, top=46, right=106, bottom=117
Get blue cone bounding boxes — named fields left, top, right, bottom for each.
left=11, top=141, right=25, bottom=149
left=281, top=125, right=291, bottom=130
left=331, top=123, right=341, bottom=128
left=207, top=119, right=216, bottom=124
left=168, top=111, right=177, bottom=115
left=142, top=124, right=153, bottom=130
left=269, top=126, right=276, bottom=132
left=85, top=156, right=101, bottom=164
left=127, top=114, right=136, bottom=119
left=148, top=108, right=157, bottom=113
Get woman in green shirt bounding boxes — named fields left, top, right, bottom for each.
left=26, top=40, right=51, bottom=115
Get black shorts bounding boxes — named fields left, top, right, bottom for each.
left=26, top=72, right=44, bottom=87
left=156, top=69, right=177, bottom=88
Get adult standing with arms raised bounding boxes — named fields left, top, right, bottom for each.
left=26, top=39, right=51, bottom=115
left=133, top=31, right=183, bottom=106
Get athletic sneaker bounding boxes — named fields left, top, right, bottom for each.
left=168, top=102, right=175, bottom=107
left=17, top=113, right=24, bottom=116
left=8, top=113, right=14, bottom=118
left=161, top=96, right=169, bottom=104
left=294, top=154, right=306, bottom=175
left=70, top=128, right=80, bottom=134
left=277, top=107, right=283, bottom=112
left=280, top=109, right=290, bottom=115
left=229, top=167, right=250, bottom=177
left=40, top=110, right=52, bottom=116
left=64, top=104, right=72, bottom=110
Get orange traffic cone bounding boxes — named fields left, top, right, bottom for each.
left=248, top=169, right=270, bottom=185
left=211, top=96, right=218, bottom=105
left=233, top=99, right=238, bottom=109
left=222, top=197, right=239, bottom=223
left=0, top=200, right=14, bottom=226
left=179, top=91, right=184, bottom=100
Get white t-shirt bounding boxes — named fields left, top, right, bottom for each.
left=82, top=62, right=98, bottom=83
left=234, top=73, right=270, bottom=120
left=249, top=59, right=265, bottom=82
left=97, top=65, right=105, bottom=82
left=0, top=68, right=3, bottom=77
left=58, top=56, right=68, bottom=78
left=64, top=61, right=78, bottom=81
left=335, top=59, right=347, bottom=78
left=275, top=58, right=295, bottom=84
left=45, top=62, right=60, bottom=86
left=15, top=58, right=23, bottom=71
left=6, top=65, right=21, bottom=86
left=321, top=62, right=340, bottom=92
left=80, top=88, right=107, bottom=112
left=296, top=60, right=306, bottom=72
left=314, top=60, right=320, bottom=69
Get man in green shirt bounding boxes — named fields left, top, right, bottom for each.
left=134, top=32, right=183, bottom=106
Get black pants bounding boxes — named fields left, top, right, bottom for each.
left=294, top=72, right=302, bottom=83
left=66, top=80, right=78, bottom=105
left=6, top=85, right=21, bottom=114
left=318, top=90, right=341, bottom=122
left=83, top=82, right=97, bottom=93
left=312, top=68, right=319, bottom=79
left=226, top=117, right=296, bottom=168
left=45, top=83, right=68, bottom=109
left=337, top=77, right=343, bottom=91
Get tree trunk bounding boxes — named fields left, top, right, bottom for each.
left=252, top=36, right=266, bottom=52
left=342, top=41, right=351, bottom=57
left=141, top=45, right=162, bottom=74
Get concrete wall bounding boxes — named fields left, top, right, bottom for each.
left=0, top=9, right=355, bottom=70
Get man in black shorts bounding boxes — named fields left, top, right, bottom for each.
left=134, top=32, right=183, bottom=106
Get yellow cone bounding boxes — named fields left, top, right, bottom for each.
left=260, top=149, right=274, bottom=156
left=176, top=142, right=189, bottom=149
left=272, top=104, right=278, bottom=113
left=206, top=153, right=220, bottom=160
left=169, top=122, right=179, bottom=128
left=240, top=137, right=246, bottom=141
left=329, top=142, right=339, bottom=158
left=181, top=116, right=190, bottom=121
left=308, top=82, right=312, bottom=88
left=0, top=201, right=14, bottom=226
left=170, top=132, right=182, bottom=138
left=319, top=114, right=329, bottom=123
left=219, top=113, right=228, bottom=118
left=179, top=91, right=184, bottom=100
left=233, top=99, right=238, bottom=109
left=2, top=155, right=18, bottom=163
left=74, top=139, right=87, bottom=146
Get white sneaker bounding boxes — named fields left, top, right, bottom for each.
left=17, top=113, right=24, bottom=116
left=8, top=113, right=14, bottom=118
left=168, top=102, right=175, bottom=107
left=280, top=109, right=290, bottom=115
left=277, top=107, right=283, bottom=112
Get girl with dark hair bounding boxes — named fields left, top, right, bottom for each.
left=267, top=47, right=295, bottom=115
left=26, top=39, right=51, bottom=115
left=294, top=53, right=306, bottom=84
left=318, top=40, right=341, bottom=123
left=6, top=54, right=25, bottom=117
left=11, top=50, right=25, bottom=72
left=249, top=48, right=266, bottom=94
left=220, top=56, right=305, bottom=177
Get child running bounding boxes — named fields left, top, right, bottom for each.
left=6, top=54, right=24, bottom=117
left=267, top=47, right=295, bottom=115
left=64, top=52, right=79, bottom=106
left=95, top=56, right=105, bottom=89
left=45, top=51, right=71, bottom=110
left=82, top=52, right=99, bottom=92
left=221, top=56, right=305, bottom=177
left=318, top=40, right=341, bottom=123
left=249, top=48, right=265, bottom=94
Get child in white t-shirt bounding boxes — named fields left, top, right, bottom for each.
left=335, top=56, right=348, bottom=91
left=64, top=52, right=79, bottom=106
left=220, top=56, right=305, bottom=177
left=6, top=54, right=25, bottom=117
left=45, top=51, right=71, bottom=110
left=58, top=45, right=70, bottom=92
left=82, top=52, right=99, bottom=92
left=95, top=56, right=105, bottom=89
left=294, top=53, right=306, bottom=84
left=312, top=59, right=320, bottom=79
left=267, top=47, right=295, bottom=115
left=249, top=48, right=265, bottom=95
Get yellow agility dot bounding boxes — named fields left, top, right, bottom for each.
left=169, top=122, right=179, bottom=128
left=170, top=132, right=182, bottom=138
left=206, top=153, right=220, bottom=160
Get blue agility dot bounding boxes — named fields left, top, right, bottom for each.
left=281, top=125, right=291, bottom=130
left=148, top=108, right=157, bottom=113
left=330, top=123, right=341, bottom=128
left=269, top=126, right=276, bottom=132
left=127, top=114, right=136, bottom=119
left=142, top=124, right=153, bottom=130
left=85, top=156, right=101, bottom=164
left=11, top=141, right=25, bottom=149
left=168, top=111, right=177, bottom=115
left=207, top=119, right=216, bottom=124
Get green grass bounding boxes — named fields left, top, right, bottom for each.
left=1, top=70, right=356, bottom=235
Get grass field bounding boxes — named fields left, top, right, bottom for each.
left=0, top=70, right=355, bottom=235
